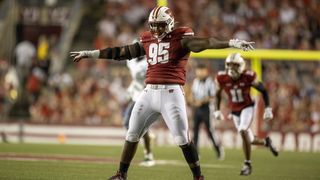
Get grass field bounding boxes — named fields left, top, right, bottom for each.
left=0, top=143, right=319, bottom=180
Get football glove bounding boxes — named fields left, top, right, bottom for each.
left=263, top=107, right=273, bottom=121
left=229, top=39, right=255, bottom=51
left=70, top=50, right=100, bottom=62
left=213, top=110, right=225, bottom=121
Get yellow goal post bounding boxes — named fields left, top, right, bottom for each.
left=191, top=49, right=320, bottom=81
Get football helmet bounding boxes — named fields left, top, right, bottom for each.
left=148, top=6, right=174, bottom=39
left=225, top=53, right=245, bottom=79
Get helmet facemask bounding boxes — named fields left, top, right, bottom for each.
left=149, top=22, right=167, bottom=39
left=226, top=62, right=242, bottom=79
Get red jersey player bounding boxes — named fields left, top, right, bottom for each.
left=214, top=53, right=278, bottom=176
left=71, top=6, right=254, bottom=180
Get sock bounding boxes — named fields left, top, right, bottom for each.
left=180, top=143, right=201, bottom=177
left=244, top=160, right=251, bottom=164
left=119, top=162, right=130, bottom=174
left=191, top=166, right=201, bottom=177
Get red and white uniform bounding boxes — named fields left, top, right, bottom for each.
left=216, top=70, right=256, bottom=141
left=141, top=27, right=194, bottom=85
left=126, top=28, right=194, bottom=145
left=216, top=70, right=256, bottom=113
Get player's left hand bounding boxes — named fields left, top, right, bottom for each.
left=229, top=39, right=255, bottom=51
left=263, top=107, right=273, bottom=121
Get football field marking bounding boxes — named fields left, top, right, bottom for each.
left=0, top=153, right=234, bottom=169
left=155, top=160, right=235, bottom=169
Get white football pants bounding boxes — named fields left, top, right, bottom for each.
left=126, top=84, right=189, bottom=146
left=232, top=106, right=255, bottom=142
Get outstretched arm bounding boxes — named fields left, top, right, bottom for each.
left=180, top=37, right=254, bottom=53
left=70, top=42, right=146, bottom=62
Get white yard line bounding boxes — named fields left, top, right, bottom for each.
left=0, top=153, right=235, bottom=169
left=155, top=160, right=235, bottom=169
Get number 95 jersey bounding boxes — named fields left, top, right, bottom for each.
left=216, top=70, right=256, bottom=112
left=140, top=27, right=194, bottom=85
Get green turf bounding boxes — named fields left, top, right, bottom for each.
left=0, top=143, right=319, bottom=180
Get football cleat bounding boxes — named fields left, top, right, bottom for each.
left=139, top=158, right=156, bottom=167
left=265, top=137, right=279, bottom=157
left=108, top=171, right=127, bottom=180
left=194, top=175, right=205, bottom=180
left=240, top=162, right=252, bottom=176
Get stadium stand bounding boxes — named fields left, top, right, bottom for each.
left=0, top=0, right=319, bottom=136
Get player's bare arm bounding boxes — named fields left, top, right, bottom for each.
left=180, top=37, right=255, bottom=53
left=70, top=42, right=145, bottom=62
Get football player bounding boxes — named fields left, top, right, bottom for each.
left=213, top=53, right=278, bottom=176
left=124, top=39, right=155, bottom=167
left=71, top=6, right=254, bottom=180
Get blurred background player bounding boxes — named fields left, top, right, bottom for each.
left=191, top=63, right=223, bottom=160
left=71, top=6, right=254, bottom=180
left=124, top=39, right=155, bottom=167
left=214, top=53, right=278, bottom=176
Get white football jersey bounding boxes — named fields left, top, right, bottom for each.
left=127, top=56, right=147, bottom=101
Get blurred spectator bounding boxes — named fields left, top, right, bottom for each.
left=15, top=40, right=35, bottom=70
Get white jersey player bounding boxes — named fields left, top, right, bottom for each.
left=126, top=55, right=147, bottom=102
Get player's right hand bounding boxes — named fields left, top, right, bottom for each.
left=70, top=51, right=90, bottom=62
left=213, top=110, right=225, bottom=121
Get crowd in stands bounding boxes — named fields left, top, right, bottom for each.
left=1, top=0, right=319, bottom=134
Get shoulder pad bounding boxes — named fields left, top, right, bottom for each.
left=140, top=31, right=154, bottom=43
left=171, top=27, right=194, bottom=37
left=216, top=71, right=228, bottom=83
left=244, top=70, right=255, bottom=77
left=217, top=71, right=227, bottom=76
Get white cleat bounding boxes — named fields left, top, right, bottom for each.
left=139, top=153, right=155, bottom=167
left=139, top=158, right=156, bottom=167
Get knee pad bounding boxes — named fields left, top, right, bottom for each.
left=174, top=135, right=189, bottom=146
left=125, top=133, right=140, bottom=142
